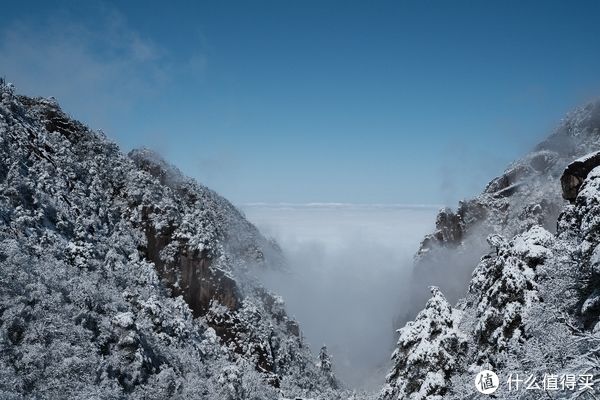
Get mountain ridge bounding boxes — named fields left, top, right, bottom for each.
left=5, top=80, right=600, bottom=399
left=381, top=100, right=600, bottom=399
left=408, top=99, right=600, bottom=313
left=0, top=82, right=341, bottom=399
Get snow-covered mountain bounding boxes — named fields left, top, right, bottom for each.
left=381, top=103, right=600, bottom=398
left=0, top=83, right=341, bottom=399
left=5, top=79, right=600, bottom=400
left=405, top=101, right=600, bottom=318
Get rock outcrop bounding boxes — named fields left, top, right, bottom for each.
left=561, top=150, right=600, bottom=202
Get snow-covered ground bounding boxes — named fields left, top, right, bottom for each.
left=240, top=203, right=439, bottom=390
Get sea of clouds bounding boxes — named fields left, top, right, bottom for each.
left=241, top=203, right=439, bottom=390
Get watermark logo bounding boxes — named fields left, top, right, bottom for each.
left=506, top=373, right=594, bottom=392
left=473, top=370, right=595, bottom=395
left=475, top=370, right=499, bottom=394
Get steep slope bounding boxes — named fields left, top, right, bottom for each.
left=382, top=103, right=600, bottom=399
left=409, top=101, right=600, bottom=317
left=0, top=83, right=339, bottom=399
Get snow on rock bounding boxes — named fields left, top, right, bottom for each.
left=510, top=225, right=554, bottom=265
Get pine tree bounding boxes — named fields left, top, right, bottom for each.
left=379, top=287, right=466, bottom=400
left=319, top=345, right=332, bottom=373
left=468, top=226, right=554, bottom=365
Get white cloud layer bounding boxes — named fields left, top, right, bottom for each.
left=241, top=203, right=439, bottom=389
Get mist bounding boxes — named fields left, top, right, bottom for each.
left=241, top=203, right=439, bottom=390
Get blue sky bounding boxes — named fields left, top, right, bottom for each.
left=2, top=1, right=600, bottom=205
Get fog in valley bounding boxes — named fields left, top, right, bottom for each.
left=241, top=204, right=439, bottom=389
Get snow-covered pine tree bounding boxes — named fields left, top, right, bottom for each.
left=319, top=346, right=332, bottom=372
left=317, top=345, right=338, bottom=389
left=467, top=226, right=554, bottom=366
left=379, top=286, right=466, bottom=400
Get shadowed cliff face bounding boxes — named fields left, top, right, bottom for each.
left=127, top=151, right=308, bottom=382
left=561, top=151, right=600, bottom=202
left=129, top=153, right=281, bottom=378
left=129, top=152, right=244, bottom=317
left=141, top=210, right=240, bottom=316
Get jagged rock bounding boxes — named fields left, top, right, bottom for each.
left=417, top=200, right=487, bottom=257
left=484, top=164, right=533, bottom=197
left=561, top=150, right=600, bottom=202
left=285, top=320, right=300, bottom=337
left=141, top=209, right=241, bottom=316
left=434, top=208, right=463, bottom=244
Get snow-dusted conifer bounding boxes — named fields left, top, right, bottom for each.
left=379, top=286, right=466, bottom=400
